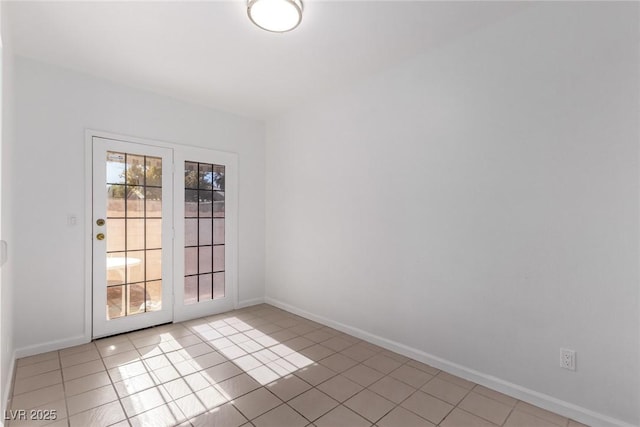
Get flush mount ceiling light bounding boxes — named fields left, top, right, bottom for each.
left=247, top=0, right=303, bottom=33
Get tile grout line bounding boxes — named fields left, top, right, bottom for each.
left=501, top=404, right=517, bottom=427
left=95, top=338, right=133, bottom=427
left=195, top=318, right=309, bottom=425
left=158, top=330, right=236, bottom=425
left=54, top=349, right=70, bottom=427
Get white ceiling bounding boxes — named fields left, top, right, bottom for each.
left=6, top=1, right=529, bottom=120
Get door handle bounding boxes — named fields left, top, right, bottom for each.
left=96, top=233, right=105, bottom=241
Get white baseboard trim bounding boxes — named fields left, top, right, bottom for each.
left=264, top=297, right=635, bottom=427
left=15, top=298, right=265, bottom=359
left=2, top=351, right=15, bottom=424
left=237, top=297, right=265, bottom=309
left=14, top=335, right=89, bottom=360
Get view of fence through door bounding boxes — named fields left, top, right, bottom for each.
left=184, top=161, right=226, bottom=303
left=92, top=136, right=173, bottom=338
left=106, top=151, right=164, bottom=317
left=92, top=134, right=237, bottom=335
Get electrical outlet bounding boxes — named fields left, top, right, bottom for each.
left=560, top=348, right=576, bottom=371
left=0, top=240, right=7, bottom=267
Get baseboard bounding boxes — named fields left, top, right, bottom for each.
left=14, top=335, right=89, bottom=359
left=264, top=297, right=635, bottom=427
left=2, top=350, right=15, bottom=425
left=15, top=299, right=265, bottom=358
left=237, top=297, right=265, bottom=309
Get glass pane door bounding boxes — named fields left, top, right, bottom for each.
left=184, top=161, right=226, bottom=305
left=173, top=147, right=237, bottom=322
left=93, top=137, right=173, bottom=338
left=105, top=152, right=163, bottom=318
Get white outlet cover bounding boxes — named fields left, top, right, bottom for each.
left=560, top=348, right=576, bottom=371
left=0, top=240, right=7, bottom=267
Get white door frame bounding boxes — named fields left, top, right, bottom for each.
left=84, top=130, right=239, bottom=339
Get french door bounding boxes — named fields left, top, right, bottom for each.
left=92, top=137, right=174, bottom=338
left=173, top=145, right=236, bottom=322
left=91, top=134, right=237, bottom=338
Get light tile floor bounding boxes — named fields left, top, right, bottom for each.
left=7, top=304, right=590, bottom=427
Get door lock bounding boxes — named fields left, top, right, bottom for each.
left=96, top=219, right=105, bottom=226
left=96, top=233, right=105, bottom=241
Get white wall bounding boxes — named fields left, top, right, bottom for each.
left=266, top=3, right=639, bottom=426
left=0, top=0, right=15, bottom=418
left=11, top=56, right=265, bottom=353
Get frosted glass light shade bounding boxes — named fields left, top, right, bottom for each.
left=247, top=0, right=303, bottom=33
